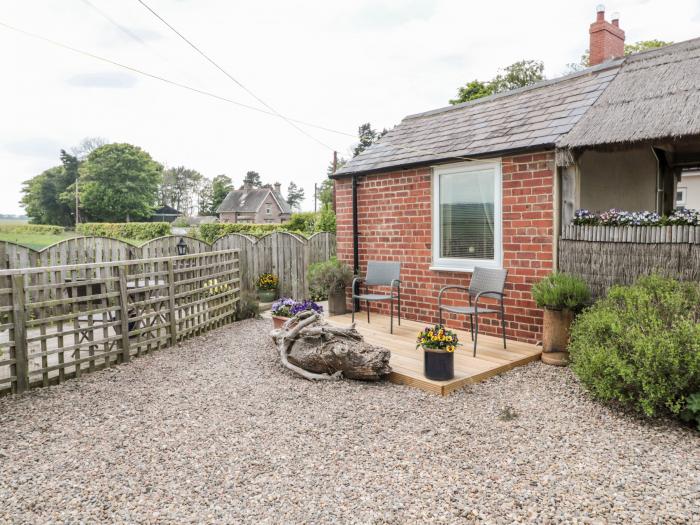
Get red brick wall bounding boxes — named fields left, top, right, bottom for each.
left=335, top=152, right=555, bottom=344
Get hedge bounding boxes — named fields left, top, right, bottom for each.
left=196, top=223, right=300, bottom=243
left=0, top=224, right=65, bottom=235
left=76, top=222, right=171, bottom=241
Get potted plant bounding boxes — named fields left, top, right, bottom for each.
left=531, top=272, right=591, bottom=366
left=270, top=298, right=323, bottom=329
left=416, top=324, right=460, bottom=381
left=256, top=272, right=278, bottom=303
left=307, top=258, right=353, bottom=315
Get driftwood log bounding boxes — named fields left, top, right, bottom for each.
left=271, top=311, right=391, bottom=381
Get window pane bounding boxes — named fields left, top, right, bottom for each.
left=440, top=169, right=494, bottom=260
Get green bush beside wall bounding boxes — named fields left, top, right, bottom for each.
left=77, top=222, right=171, bottom=241
left=0, top=224, right=65, bottom=235
left=569, top=275, right=700, bottom=419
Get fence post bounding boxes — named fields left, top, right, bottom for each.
left=11, top=274, right=29, bottom=393
left=117, top=266, right=131, bottom=363
left=167, top=259, right=178, bottom=346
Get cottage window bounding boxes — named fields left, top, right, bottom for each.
left=266, top=206, right=272, bottom=215
left=432, top=161, right=502, bottom=271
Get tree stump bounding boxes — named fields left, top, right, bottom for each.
left=271, top=311, right=391, bottom=381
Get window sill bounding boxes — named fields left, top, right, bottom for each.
left=430, top=264, right=503, bottom=273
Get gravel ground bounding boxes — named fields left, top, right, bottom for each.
left=1, top=318, right=698, bottom=524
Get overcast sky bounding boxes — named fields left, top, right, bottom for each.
left=1, top=0, right=699, bottom=215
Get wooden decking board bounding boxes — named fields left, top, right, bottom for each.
left=327, top=313, right=542, bottom=396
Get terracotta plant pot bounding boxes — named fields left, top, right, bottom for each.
left=423, top=346, right=454, bottom=381
left=272, top=315, right=288, bottom=330
left=541, top=308, right=575, bottom=366
left=257, top=288, right=277, bottom=303
left=328, top=289, right=347, bottom=316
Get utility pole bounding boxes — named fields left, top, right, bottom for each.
left=314, top=183, right=318, bottom=212
left=75, top=174, right=80, bottom=227
left=332, top=151, right=338, bottom=212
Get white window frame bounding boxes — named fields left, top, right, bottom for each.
left=266, top=206, right=272, bottom=215
left=676, top=186, right=687, bottom=207
left=431, top=160, right=502, bottom=272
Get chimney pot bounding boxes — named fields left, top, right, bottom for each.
left=596, top=4, right=605, bottom=21
left=273, top=182, right=281, bottom=193
left=611, top=11, right=620, bottom=26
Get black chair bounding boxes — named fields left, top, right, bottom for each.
left=437, top=267, right=508, bottom=356
left=351, top=261, right=401, bottom=334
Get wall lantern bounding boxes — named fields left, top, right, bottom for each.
left=176, top=238, right=188, bottom=256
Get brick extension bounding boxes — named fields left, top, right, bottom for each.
left=335, top=152, right=555, bottom=345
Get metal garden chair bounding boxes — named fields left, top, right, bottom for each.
left=437, top=267, right=508, bottom=357
left=351, top=261, right=401, bottom=334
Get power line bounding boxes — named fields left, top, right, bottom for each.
left=0, top=19, right=483, bottom=165
left=0, top=20, right=354, bottom=139
left=136, top=0, right=336, bottom=151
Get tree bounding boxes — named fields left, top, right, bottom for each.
left=210, top=174, right=233, bottom=213
left=624, top=39, right=672, bottom=55
left=242, top=170, right=262, bottom=188
left=197, top=178, right=214, bottom=216
left=160, top=166, right=203, bottom=214
left=353, top=123, right=388, bottom=157
left=78, top=143, right=162, bottom=222
left=286, top=182, right=305, bottom=210
left=449, top=80, right=494, bottom=104
left=20, top=165, right=75, bottom=226
left=450, top=60, right=545, bottom=105
left=70, top=136, right=108, bottom=160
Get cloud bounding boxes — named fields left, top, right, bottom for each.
left=65, top=71, right=138, bottom=89
left=345, top=0, right=438, bottom=29
left=3, top=138, right=63, bottom=159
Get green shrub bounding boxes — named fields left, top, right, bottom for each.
left=680, top=393, right=700, bottom=430
left=76, top=222, right=171, bottom=241
left=235, top=292, right=260, bottom=320
left=0, top=223, right=65, bottom=235
left=315, top=207, right=336, bottom=233
left=531, top=272, right=591, bottom=311
left=286, top=212, right=318, bottom=235
left=307, top=257, right=353, bottom=300
left=569, top=275, right=700, bottom=418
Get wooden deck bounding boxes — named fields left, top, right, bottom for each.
left=327, top=313, right=542, bottom=396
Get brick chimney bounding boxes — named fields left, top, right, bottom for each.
left=243, top=181, right=253, bottom=190
left=273, top=182, right=281, bottom=194
left=589, top=5, right=625, bottom=66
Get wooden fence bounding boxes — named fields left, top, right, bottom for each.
left=0, top=232, right=336, bottom=298
left=0, top=250, right=240, bottom=395
left=559, top=224, right=700, bottom=297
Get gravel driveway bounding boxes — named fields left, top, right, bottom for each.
left=1, top=318, right=698, bottom=524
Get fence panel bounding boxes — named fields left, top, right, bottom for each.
left=559, top=225, right=700, bottom=297
left=0, top=250, right=240, bottom=395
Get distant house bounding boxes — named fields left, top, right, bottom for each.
left=331, top=6, right=700, bottom=345
left=216, top=182, right=292, bottom=224
left=149, top=205, right=182, bottom=223
left=676, top=168, right=700, bottom=209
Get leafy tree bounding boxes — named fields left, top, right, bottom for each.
left=20, top=165, right=75, bottom=226
left=286, top=182, right=305, bottom=210
left=78, top=143, right=162, bottom=222
left=449, top=80, right=494, bottom=104
left=450, top=60, right=545, bottom=105
left=160, top=166, right=203, bottom=214
left=197, top=178, right=214, bottom=215
left=211, top=174, right=233, bottom=213
left=353, top=123, right=388, bottom=157
left=242, top=170, right=262, bottom=188
left=625, top=39, right=672, bottom=55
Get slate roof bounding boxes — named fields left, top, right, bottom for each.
left=216, top=188, right=292, bottom=214
left=334, top=60, right=622, bottom=177
left=558, top=37, right=700, bottom=149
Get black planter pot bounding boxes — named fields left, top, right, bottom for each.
left=423, top=347, right=454, bottom=381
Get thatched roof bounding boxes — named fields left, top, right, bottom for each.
left=558, top=37, right=700, bottom=149
left=334, top=61, right=621, bottom=177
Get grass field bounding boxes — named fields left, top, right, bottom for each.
left=0, top=231, right=79, bottom=250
